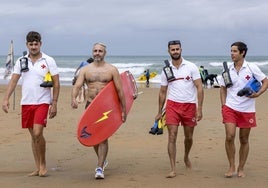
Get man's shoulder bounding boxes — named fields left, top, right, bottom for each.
left=182, top=58, right=198, bottom=69
left=41, top=52, right=55, bottom=62
left=182, top=58, right=194, bottom=65
left=105, top=62, right=118, bottom=70
left=246, top=61, right=259, bottom=69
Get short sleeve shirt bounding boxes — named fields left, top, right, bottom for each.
left=219, top=61, right=266, bottom=112
left=161, top=58, right=200, bottom=103
left=13, top=52, right=59, bottom=105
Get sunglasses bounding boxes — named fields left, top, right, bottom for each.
left=168, top=40, right=181, bottom=46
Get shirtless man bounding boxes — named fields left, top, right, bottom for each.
left=71, top=43, right=126, bottom=179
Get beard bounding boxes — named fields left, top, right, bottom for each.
left=171, top=53, right=181, bottom=60
left=94, top=56, right=103, bottom=62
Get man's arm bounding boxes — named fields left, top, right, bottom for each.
left=250, top=77, right=268, bottom=98
left=49, top=74, right=60, bottom=119
left=155, top=85, right=167, bottom=121
left=220, top=86, right=227, bottom=106
left=2, top=74, right=20, bottom=113
left=113, top=69, right=127, bottom=122
left=52, top=74, right=60, bottom=102
left=71, top=69, right=85, bottom=109
left=194, top=78, right=204, bottom=121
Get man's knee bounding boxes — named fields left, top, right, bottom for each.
left=239, top=136, right=249, bottom=145
left=184, top=136, right=193, bottom=143
left=226, top=134, right=235, bottom=142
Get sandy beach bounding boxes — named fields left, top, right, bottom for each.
left=1, top=85, right=268, bottom=188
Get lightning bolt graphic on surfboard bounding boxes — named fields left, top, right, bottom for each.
left=95, top=110, right=113, bottom=123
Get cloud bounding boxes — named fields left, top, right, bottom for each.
left=1, top=0, right=268, bottom=55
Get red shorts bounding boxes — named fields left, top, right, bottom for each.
left=166, top=100, right=197, bottom=127
left=21, top=104, right=49, bottom=129
left=222, top=105, right=256, bottom=128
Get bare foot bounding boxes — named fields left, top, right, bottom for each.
left=224, top=168, right=236, bottom=178
left=237, top=171, right=246, bottom=178
left=28, top=170, right=39, bottom=177
left=166, top=171, right=176, bottom=178
left=224, top=165, right=236, bottom=178
left=184, top=158, right=192, bottom=169
left=224, top=172, right=236, bottom=178
left=39, top=169, right=48, bottom=177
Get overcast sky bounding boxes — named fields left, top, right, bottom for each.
left=1, top=0, right=268, bottom=56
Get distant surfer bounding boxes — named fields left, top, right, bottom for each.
left=145, top=69, right=150, bottom=87
left=71, top=42, right=126, bottom=179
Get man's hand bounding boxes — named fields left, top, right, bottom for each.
left=2, top=100, right=10, bottom=113
left=122, top=112, right=127, bottom=122
left=49, top=103, right=57, bottom=119
left=71, top=98, right=78, bottom=109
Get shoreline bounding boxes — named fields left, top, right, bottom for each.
left=0, top=80, right=162, bottom=88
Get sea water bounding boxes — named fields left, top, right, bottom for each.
left=1, top=55, right=268, bottom=86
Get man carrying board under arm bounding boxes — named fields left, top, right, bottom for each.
left=71, top=42, right=126, bottom=179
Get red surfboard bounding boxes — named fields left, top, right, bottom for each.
left=77, top=71, right=138, bottom=147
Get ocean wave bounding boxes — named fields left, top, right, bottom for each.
left=1, top=56, right=268, bottom=86
left=210, top=61, right=268, bottom=67
left=58, top=67, right=76, bottom=73
left=112, top=63, right=152, bottom=68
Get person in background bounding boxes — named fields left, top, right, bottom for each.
left=72, top=57, right=94, bottom=85
left=199, top=65, right=207, bottom=87
left=71, top=42, right=126, bottom=179
left=2, top=31, right=60, bottom=177
left=199, top=65, right=219, bottom=88
left=220, top=41, right=268, bottom=178
left=205, top=73, right=219, bottom=88
left=145, top=69, right=150, bottom=87
left=72, top=57, right=94, bottom=103
left=155, top=40, right=203, bottom=178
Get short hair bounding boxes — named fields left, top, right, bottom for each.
left=94, top=42, right=106, bottom=49
left=231, top=41, right=248, bottom=57
left=168, top=40, right=181, bottom=48
left=26, top=31, right=41, bottom=42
